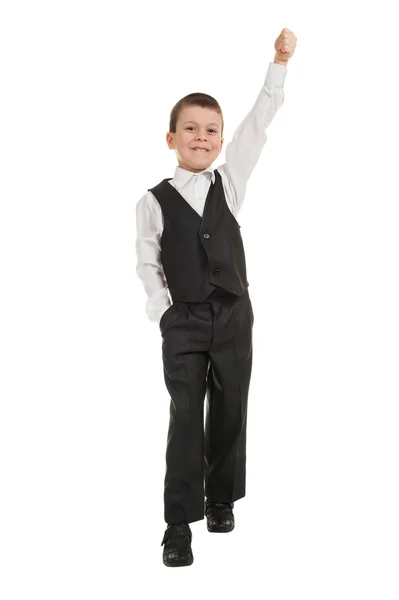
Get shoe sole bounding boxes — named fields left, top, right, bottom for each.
left=163, top=555, right=194, bottom=567
left=207, top=523, right=235, bottom=533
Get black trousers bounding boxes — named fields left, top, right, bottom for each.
left=159, top=288, right=254, bottom=525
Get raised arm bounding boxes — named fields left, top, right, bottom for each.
left=219, top=28, right=297, bottom=214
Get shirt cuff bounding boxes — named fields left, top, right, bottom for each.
left=145, top=288, right=171, bottom=323
left=264, top=61, right=287, bottom=88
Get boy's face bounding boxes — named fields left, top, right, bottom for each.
left=166, top=106, right=224, bottom=173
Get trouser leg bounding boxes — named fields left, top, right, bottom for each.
left=160, top=301, right=212, bottom=524
left=204, top=289, right=254, bottom=503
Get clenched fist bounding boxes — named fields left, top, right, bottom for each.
left=274, top=28, right=297, bottom=65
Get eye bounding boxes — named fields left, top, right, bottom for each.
left=185, top=127, right=217, bottom=133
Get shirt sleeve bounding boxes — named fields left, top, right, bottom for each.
left=217, top=61, right=287, bottom=215
left=135, top=193, right=172, bottom=323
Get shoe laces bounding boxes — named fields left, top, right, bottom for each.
left=161, top=522, right=191, bottom=546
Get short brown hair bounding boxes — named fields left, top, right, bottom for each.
left=169, top=92, right=224, bottom=137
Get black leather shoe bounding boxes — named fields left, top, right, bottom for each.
left=161, top=522, right=194, bottom=567
left=205, top=500, right=235, bottom=533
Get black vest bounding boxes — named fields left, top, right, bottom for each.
left=148, top=168, right=249, bottom=302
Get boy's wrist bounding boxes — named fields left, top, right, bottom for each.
left=273, top=55, right=289, bottom=67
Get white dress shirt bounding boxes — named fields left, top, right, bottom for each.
left=135, top=61, right=287, bottom=324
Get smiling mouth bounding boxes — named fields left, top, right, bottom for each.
left=191, top=148, right=209, bottom=153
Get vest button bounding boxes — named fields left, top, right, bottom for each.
left=213, top=268, right=220, bottom=276
left=203, top=233, right=210, bottom=239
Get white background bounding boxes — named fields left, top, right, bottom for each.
left=1, top=0, right=399, bottom=598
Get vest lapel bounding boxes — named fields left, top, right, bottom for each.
left=166, top=177, right=215, bottom=222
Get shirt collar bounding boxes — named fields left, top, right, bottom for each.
left=173, top=165, right=216, bottom=190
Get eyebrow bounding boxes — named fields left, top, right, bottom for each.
left=183, top=121, right=219, bottom=127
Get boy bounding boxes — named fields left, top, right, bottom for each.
left=135, top=28, right=297, bottom=566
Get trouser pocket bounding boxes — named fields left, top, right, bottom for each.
left=159, top=303, right=179, bottom=332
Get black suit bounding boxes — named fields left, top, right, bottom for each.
left=149, top=169, right=254, bottom=524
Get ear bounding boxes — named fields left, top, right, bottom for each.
left=166, top=132, right=174, bottom=149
